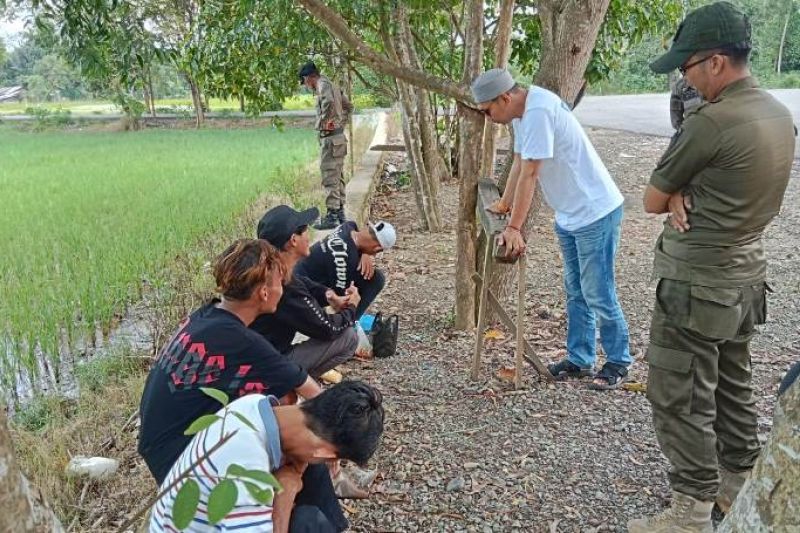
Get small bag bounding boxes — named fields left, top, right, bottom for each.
left=370, top=313, right=399, bottom=358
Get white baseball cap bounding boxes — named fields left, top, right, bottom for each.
left=370, top=221, right=396, bottom=251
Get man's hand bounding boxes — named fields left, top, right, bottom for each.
left=497, top=226, right=526, bottom=259
left=324, top=119, right=335, bottom=131
left=274, top=462, right=307, bottom=495
left=358, top=254, right=375, bottom=280
left=327, top=459, right=341, bottom=478
left=344, top=282, right=361, bottom=310
left=486, top=198, right=512, bottom=216
left=667, top=191, right=692, bottom=233
left=272, top=462, right=308, bottom=533
left=326, top=289, right=349, bottom=311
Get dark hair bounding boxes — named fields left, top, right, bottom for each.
left=301, top=381, right=385, bottom=465
left=721, top=45, right=751, bottom=66
left=212, top=239, right=283, bottom=300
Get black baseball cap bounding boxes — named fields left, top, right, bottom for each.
left=298, top=61, right=319, bottom=84
left=257, top=205, right=319, bottom=249
left=650, top=1, right=751, bottom=74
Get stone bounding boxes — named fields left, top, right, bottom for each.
left=447, top=477, right=466, bottom=492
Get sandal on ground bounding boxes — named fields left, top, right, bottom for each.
left=547, top=358, right=595, bottom=380
left=587, top=362, right=629, bottom=390
left=333, top=471, right=370, bottom=499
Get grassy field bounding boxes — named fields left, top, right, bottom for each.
left=0, top=125, right=318, bottom=385
left=0, top=93, right=378, bottom=115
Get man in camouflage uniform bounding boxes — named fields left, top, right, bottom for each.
left=632, top=2, right=795, bottom=532
left=299, top=61, right=354, bottom=230
left=670, top=75, right=704, bottom=130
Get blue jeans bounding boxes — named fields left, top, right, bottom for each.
left=555, top=205, right=631, bottom=369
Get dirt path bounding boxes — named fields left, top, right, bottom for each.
left=341, top=128, right=800, bottom=532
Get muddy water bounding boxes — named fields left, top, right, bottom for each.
left=5, top=309, right=153, bottom=409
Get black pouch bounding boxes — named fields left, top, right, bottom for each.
left=370, top=313, right=399, bottom=358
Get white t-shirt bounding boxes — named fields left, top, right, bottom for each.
left=150, top=395, right=279, bottom=532
left=513, top=86, right=623, bottom=231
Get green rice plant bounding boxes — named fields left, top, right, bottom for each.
left=0, top=126, right=317, bottom=385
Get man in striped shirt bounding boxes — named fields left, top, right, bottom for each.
left=150, top=381, right=384, bottom=532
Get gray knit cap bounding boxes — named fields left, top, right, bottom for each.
left=471, top=69, right=515, bottom=103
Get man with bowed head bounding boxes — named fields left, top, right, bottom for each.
left=470, top=67, right=632, bottom=390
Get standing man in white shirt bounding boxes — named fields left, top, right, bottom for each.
left=471, top=69, right=631, bottom=389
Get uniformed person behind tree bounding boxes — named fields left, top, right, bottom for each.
left=631, top=2, right=795, bottom=532
left=299, top=61, right=354, bottom=230
left=669, top=74, right=703, bottom=130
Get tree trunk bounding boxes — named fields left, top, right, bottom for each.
left=536, top=0, right=611, bottom=104
left=479, top=0, right=610, bottom=319
left=147, top=70, right=156, bottom=117
left=187, top=76, right=205, bottom=127
left=718, top=380, right=800, bottom=531
left=777, top=8, right=791, bottom=74
left=478, top=0, right=529, bottom=322
left=239, top=94, right=246, bottom=113
left=479, top=0, right=515, bottom=179
left=397, top=5, right=447, bottom=209
left=453, top=0, right=485, bottom=330
left=388, top=4, right=444, bottom=232
left=0, top=409, right=64, bottom=532
left=397, top=82, right=443, bottom=232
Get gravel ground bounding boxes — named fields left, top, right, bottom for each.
left=337, top=128, right=800, bottom=532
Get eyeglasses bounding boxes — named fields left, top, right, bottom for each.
left=478, top=96, right=500, bottom=117
left=679, top=53, right=728, bottom=75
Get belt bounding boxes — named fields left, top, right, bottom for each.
left=319, top=127, right=344, bottom=138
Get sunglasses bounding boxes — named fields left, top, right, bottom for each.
left=679, top=52, right=729, bottom=75
left=478, top=96, right=502, bottom=117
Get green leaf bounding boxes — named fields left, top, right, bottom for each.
left=231, top=411, right=258, bottom=431
left=226, top=463, right=249, bottom=477
left=226, top=464, right=283, bottom=491
left=207, top=479, right=238, bottom=525
left=184, top=414, right=221, bottom=435
left=244, top=481, right=274, bottom=505
left=172, top=479, right=201, bottom=530
left=200, top=387, right=229, bottom=407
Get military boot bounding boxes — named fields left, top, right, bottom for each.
left=716, top=467, right=750, bottom=514
left=628, top=491, right=713, bottom=533
left=314, top=209, right=340, bottom=230
left=336, top=206, right=347, bottom=224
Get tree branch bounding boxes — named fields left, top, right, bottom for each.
left=296, top=0, right=472, bottom=103
left=409, top=27, right=454, bottom=78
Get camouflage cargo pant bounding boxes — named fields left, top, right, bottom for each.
left=319, top=133, right=347, bottom=210
left=646, top=279, right=768, bottom=500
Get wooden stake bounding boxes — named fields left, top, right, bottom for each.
left=515, top=253, right=526, bottom=388
left=471, top=238, right=493, bottom=380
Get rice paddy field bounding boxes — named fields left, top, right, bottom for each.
left=0, top=125, right=318, bottom=389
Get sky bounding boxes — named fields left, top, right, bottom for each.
left=1, top=15, right=28, bottom=48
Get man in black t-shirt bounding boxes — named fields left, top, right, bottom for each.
left=251, top=205, right=361, bottom=378
left=295, top=220, right=396, bottom=318
left=138, top=239, right=322, bottom=484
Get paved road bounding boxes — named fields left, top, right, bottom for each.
left=574, top=89, right=800, bottom=155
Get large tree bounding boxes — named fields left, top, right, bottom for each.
left=718, top=379, right=800, bottom=531
left=297, top=0, right=681, bottom=329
